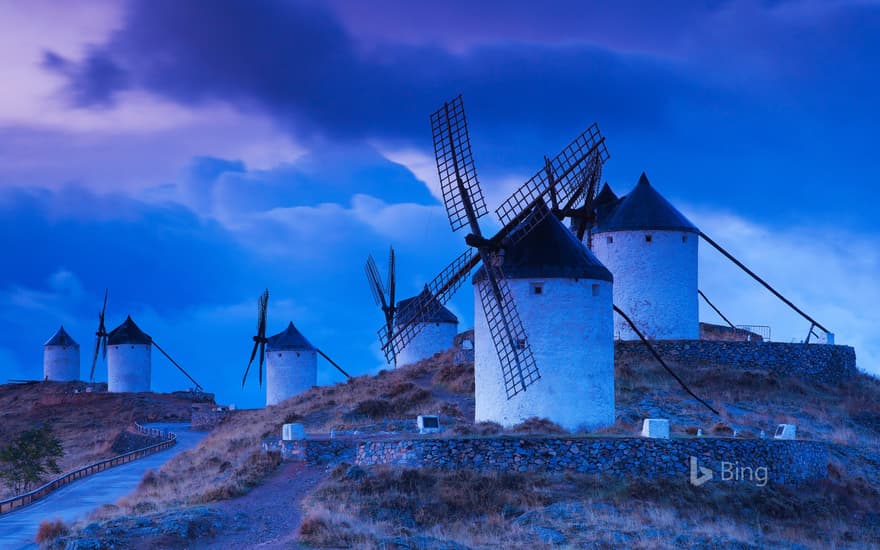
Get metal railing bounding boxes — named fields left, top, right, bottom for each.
left=736, top=325, right=771, bottom=342
left=0, top=422, right=176, bottom=514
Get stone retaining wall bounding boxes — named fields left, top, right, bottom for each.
left=262, top=438, right=355, bottom=463
left=191, top=409, right=233, bottom=431
left=264, top=435, right=828, bottom=486
left=616, top=341, right=856, bottom=384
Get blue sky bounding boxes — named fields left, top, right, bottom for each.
left=1, top=0, right=877, bottom=407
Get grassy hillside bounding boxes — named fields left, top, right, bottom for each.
left=0, top=381, right=199, bottom=499
left=50, top=347, right=880, bottom=548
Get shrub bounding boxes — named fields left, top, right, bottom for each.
left=35, top=518, right=68, bottom=544
left=351, top=399, right=392, bottom=419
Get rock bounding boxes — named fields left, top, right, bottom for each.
left=344, top=465, right=366, bottom=480
left=533, top=526, right=566, bottom=545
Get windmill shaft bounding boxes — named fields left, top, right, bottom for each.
left=699, top=232, right=830, bottom=335
left=545, top=157, right=558, bottom=210
left=613, top=304, right=719, bottom=416
left=152, top=340, right=204, bottom=392
left=318, top=349, right=351, bottom=379
left=697, top=290, right=738, bottom=332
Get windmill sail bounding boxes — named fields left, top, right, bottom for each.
left=242, top=289, right=269, bottom=387
left=89, top=288, right=109, bottom=383
left=431, top=95, right=488, bottom=232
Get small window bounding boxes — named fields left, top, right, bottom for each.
left=531, top=282, right=544, bottom=295
left=682, top=234, right=688, bottom=243
left=591, top=284, right=600, bottom=297
left=645, top=234, right=653, bottom=243
left=607, top=236, right=613, bottom=244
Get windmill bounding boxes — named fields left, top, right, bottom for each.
left=379, top=95, right=609, bottom=399
left=365, top=246, right=397, bottom=365
left=89, top=289, right=109, bottom=383
left=242, top=289, right=351, bottom=405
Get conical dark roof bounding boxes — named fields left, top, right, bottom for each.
left=594, top=182, right=621, bottom=227
left=475, top=201, right=613, bottom=282
left=395, top=286, right=459, bottom=325
left=266, top=322, right=316, bottom=352
left=596, top=173, right=698, bottom=233
left=44, top=326, right=78, bottom=347
left=107, top=316, right=152, bottom=345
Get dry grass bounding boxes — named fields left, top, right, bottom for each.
left=300, top=465, right=549, bottom=548
left=0, top=381, right=196, bottom=499
left=35, top=517, right=68, bottom=544
left=299, top=462, right=880, bottom=549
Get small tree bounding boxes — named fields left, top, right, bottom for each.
left=0, top=424, right=64, bottom=494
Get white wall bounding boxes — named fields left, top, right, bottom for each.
left=474, top=278, right=615, bottom=432
left=592, top=229, right=698, bottom=340
left=396, top=321, right=458, bottom=367
left=43, top=346, right=80, bottom=381
left=266, top=350, right=317, bottom=406
left=107, top=344, right=151, bottom=392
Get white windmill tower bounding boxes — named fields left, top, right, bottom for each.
left=242, top=290, right=350, bottom=407
left=106, top=315, right=152, bottom=392
left=591, top=173, right=700, bottom=341
left=43, top=326, right=80, bottom=381
left=382, top=96, right=615, bottom=432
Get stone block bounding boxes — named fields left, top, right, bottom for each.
left=640, top=418, right=670, bottom=439
left=774, top=424, right=796, bottom=440
left=418, top=415, right=442, bottom=434
left=282, top=423, right=306, bottom=441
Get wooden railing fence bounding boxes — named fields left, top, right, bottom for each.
left=0, top=422, right=176, bottom=514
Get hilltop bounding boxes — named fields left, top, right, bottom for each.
left=0, top=381, right=206, bottom=501
left=43, top=346, right=880, bottom=548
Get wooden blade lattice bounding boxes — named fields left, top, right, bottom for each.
left=477, top=259, right=540, bottom=398
left=496, top=124, right=608, bottom=243
left=431, top=95, right=488, bottom=232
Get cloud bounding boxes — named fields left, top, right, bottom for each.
left=0, top=185, right=257, bottom=313
left=41, top=0, right=715, bottom=148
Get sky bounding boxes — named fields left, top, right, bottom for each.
left=1, top=0, right=878, bottom=408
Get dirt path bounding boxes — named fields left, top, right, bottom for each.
left=200, top=461, right=327, bottom=549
